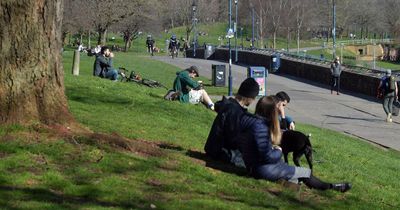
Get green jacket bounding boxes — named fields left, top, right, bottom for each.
left=173, top=70, right=200, bottom=103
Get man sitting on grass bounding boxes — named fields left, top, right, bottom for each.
left=172, top=66, right=214, bottom=110
left=93, top=46, right=119, bottom=81
left=204, top=78, right=260, bottom=166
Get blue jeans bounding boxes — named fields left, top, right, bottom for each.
left=105, top=69, right=118, bottom=81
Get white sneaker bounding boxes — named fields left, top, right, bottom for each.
left=387, top=113, right=392, bottom=122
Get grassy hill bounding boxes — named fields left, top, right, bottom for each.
left=0, top=50, right=400, bottom=209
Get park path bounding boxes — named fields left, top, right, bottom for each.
left=152, top=56, right=400, bottom=151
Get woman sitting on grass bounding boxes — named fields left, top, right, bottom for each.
left=237, top=96, right=352, bottom=192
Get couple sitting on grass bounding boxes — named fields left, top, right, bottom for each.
left=205, top=78, right=352, bottom=193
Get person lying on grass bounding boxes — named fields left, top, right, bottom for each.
left=172, top=66, right=214, bottom=110
left=237, top=96, right=352, bottom=192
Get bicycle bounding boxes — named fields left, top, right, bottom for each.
left=118, top=67, right=168, bottom=89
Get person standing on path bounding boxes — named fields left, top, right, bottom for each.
left=378, top=69, right=398, bottom=122
left=330, top=56, right=342, bottom=95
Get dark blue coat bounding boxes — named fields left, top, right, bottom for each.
left=238, top=115, right=295, bottom=181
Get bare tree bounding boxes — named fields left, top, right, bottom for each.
left=112, top=1, right=153, bottom=51
left=265, top=0, right=290, bottom=49
left=0, top=0, right=72, bottom=124
left=75, top=0, right=141, bottom=46
left=380, top=0, right=400, bottom=39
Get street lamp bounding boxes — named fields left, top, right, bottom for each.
left=332, top=0, right=336, bottom=59
left=234, top=0, right=238, bottom=63
left=251, top=5, right=255, bottom=49
left=228, top=0, right=233, bottom=96
left=340, top=43, right=344, bottom=65
left=192, top=0, right=197, bottom=57
left=373, top=42, right=376, bottom=69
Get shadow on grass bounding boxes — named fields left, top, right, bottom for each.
left=66, top=86, right=133, bottom=105
left=186, top=150, right=248, bottom=177
left=0, top=185, right=142, bottom=209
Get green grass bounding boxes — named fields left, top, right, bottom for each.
left=70, top=22, right=332, bottom=55
left=1, top=50, right=400, bottom=209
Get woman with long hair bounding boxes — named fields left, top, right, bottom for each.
left=238, top=96, right=351, bottom=192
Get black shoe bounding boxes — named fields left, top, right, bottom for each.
left=332, top=183, right=352, bottom=193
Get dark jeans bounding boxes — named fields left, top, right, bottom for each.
left=383, top=92, right=395, bottom=115
left=330, top=76, right=340, bottom=93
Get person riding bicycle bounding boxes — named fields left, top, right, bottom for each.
left=146, top=35, right=155, bottom=55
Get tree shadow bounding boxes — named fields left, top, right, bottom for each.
left=0, top=185, right=142, bottom=209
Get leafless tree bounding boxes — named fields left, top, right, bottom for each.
left=265, top=0, right=290, bottom=49
left=380, top=0, right=400, bottom=39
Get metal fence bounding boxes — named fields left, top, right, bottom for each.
left=216, top=45, right=400, bottom=78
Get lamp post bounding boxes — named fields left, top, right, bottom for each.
left=332, top=0, right=336, bottom=59
left=373, top=42, right=376, bottom=69
left=192, top=0, right=197, bottom=57
left=340, top=43, right=344, bottom=64
left=228, top=0, right=233, bottom=96
left=240, top=27, right=244, bottom=47
left=235, top=0, right=238, bottom=63
left=251, top=6, right=255, bottom=49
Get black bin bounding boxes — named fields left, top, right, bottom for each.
left=212, top=64, right=226, bottom=87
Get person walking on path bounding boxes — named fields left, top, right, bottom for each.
left=378, top=69, right=398, bottom=122
left=172, top=66, right=214, bottom=110
left=330, top=56, right=342, bottom=95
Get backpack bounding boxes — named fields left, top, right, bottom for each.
left=382, top=76, right=396, bottom=93
left=389, top=76, right=396, bottom=91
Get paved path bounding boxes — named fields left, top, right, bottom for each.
left=152, top=56, right=400, bottom=151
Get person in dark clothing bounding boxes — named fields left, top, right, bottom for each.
left=93, top=46, right=119, bottom=81
left=146, top=35, right=155, bottom=56
left=330, top=56, right=342, bottom=95
left=237, top=96, right=352, bottom=192
left=378, top=69, right=398, bottom=122
left=204, top=78, right=260, bottom=166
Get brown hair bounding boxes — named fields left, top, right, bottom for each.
left=255, top=96, right=281, bottom=145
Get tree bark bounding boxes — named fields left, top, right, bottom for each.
left=97, top=28, right=107, bottom=46
left=124, top=34, right=132, bottom=52
left=0, top=0, right=72, bottom=125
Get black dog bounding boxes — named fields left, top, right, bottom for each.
left=280, top=130, right=313, bottom=169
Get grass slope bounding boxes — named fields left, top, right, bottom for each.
left=0, top=50, right=400, bottom=209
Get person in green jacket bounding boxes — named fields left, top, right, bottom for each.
left=173, top=66, right=214, bottom=110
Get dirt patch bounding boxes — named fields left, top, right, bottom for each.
left=146, top=178, right=163, bottom=187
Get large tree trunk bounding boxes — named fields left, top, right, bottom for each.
left=124, top=34, right=132, bottom=52
left=0, top=0, right=72, bottom=125
left=97, top=28, right=107, bottom=45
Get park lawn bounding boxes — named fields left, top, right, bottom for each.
left=72, top=22, right=328, bottom=56
left=0, top=50, right=400, bottom=209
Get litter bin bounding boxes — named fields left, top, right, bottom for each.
left=248, top=66, right=267, bottom=96
left=212, top=64, right=226, bottom=87
left=271, top=53, right=281, bottom=73
left=204, top=44, right=215, bottom=59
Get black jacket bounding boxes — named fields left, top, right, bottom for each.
left=93, top=54, right=113, bottom=77
left=204, top=97, right=247, bottom=159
